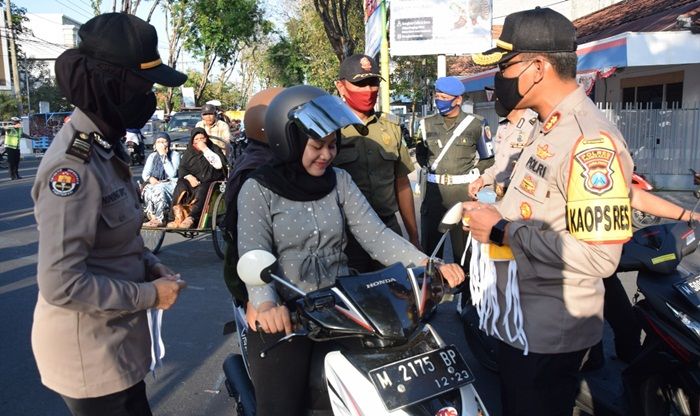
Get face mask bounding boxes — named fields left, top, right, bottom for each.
left=435, top=98, right=457, bottom=115
left=493, top=60, right=536, bottom=115
left=116, top=91, right=157, bottom=129
left=343, top=89, right=378, bottom=113
left=494, top=99, right=509, bottom=117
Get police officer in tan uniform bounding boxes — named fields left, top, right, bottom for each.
left=333, top=54, right=419, bottom=272
left=468, top=106, right=538, bottom=199
left=464, top=8, right=634, bottom=414
left=31, top=14, right=187, bottom=416
left=416, top=76, right=493, bottom=265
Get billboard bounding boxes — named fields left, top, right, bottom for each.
left=390, top=0, right=493, bottom=56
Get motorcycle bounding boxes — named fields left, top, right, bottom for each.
left=124, top=130, right=145, bottom=166
left=223, top=206, right=490, bottom=416
left=574, top=196, right=700, bottom=415
left=632, top=172, right=661, bottom=229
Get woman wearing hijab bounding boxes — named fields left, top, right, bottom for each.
left=167, top=127, right=226, bottom=229
left=142, top=132, right=180, bottom=227
left=238, top=85, right=466, bottom=416
left=31, top=13, right=187, bottom=416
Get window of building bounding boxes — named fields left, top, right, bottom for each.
left=621, top=71, right=684, bottom=109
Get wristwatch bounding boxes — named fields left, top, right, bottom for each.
left=489, top=219, right=510, bottom=246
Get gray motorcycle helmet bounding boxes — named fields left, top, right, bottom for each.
left=264, top=85, right=367, bottom=163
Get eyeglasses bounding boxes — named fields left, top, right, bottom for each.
left=498, top=59, right=534, bottom=73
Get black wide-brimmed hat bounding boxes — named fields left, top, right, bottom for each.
left=78, top=13, right=187, bottom=87
left=472, top=7, right=577, bottom=66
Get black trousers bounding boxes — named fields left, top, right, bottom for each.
left=247, top=331, right=333, bottom=416
left=61, top=380, right=152, bottom=416
left=497, top=341, right=588, bottom=416
left=344, top=213, right=402, bottom=273
left=6, top=147, right=20, bottom=179
left=588, top=273, right=643, bottom=363
left=420, top=181, right=470, bottom=267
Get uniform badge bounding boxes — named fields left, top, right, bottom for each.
left=49, top=168, right=81, bottom=197
left=360, top=57, right=372, bottom=72
left=382, top=132, right=391, bottom=145
left=436, top=407, right=458, bottom=416
left=484, top=125, right=492, bottom=140
left=536, top=144, right=554, bottom=160
left=542, top=111, right=561, bottom=134
left=519, top=175, right=537, bottom=195
left=574, top=147, right=616, bottom=195
left=520, top=202, right=532, bottom=220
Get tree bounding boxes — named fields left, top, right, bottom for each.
left=263, top=0, right=364, bottom=91
left=158, top=0, right=189, bottom=114
left=311, top=0, right=363, bottom=62
left=183, top=0, right=270, bottom=103
left=390, top=55, right=437, bottom=133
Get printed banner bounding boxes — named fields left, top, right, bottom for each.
left=365, top=3, right=383, bottom=58
left=389, top=0, right=493, bottom=56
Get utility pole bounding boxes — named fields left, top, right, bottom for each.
left=5, top=0, right=23, bottom=115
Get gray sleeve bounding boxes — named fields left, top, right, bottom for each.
left=237, top=179, right=280, bottom=307
left=33, top=162, right=156, bottom=313
left=338, top=170, right=426, bottom=266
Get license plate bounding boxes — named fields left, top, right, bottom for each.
left=368, top=346, right=474, bottom=411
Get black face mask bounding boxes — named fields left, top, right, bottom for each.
left=494, top=98, right=509, bottom=117
left=116, top=90, right=157, bottom=129
left=493, top=61, right=536, bottom=115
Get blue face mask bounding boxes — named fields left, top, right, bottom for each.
left=435, top=98, right=457, bottom=115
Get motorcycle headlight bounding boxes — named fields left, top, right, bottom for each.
left=666, top=302, right=700, bottom=343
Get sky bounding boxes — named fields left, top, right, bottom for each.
left=16, top=0, right=198, bottom=72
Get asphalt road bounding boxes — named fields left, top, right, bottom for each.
left=1, top=157, right=698, bottom=415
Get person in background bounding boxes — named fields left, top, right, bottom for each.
left=415, top=76, right=493, bottom=266
left=468, top=105, right=538, bottom=200
left=141, top=132, right=180, bottom=227
left=167, top=127, right=226, bottom=229
left=238, top=85, right=465, bottom=416
left=31, top=13, right=187, bottom=416
left=333, top=54, right=420, bottom=272
left=3, top=116, right=31, bottom=180
left=196, top=103, right=231, bottom=156
left=222, top=87, right=284, bottom=310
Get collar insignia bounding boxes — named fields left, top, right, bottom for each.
left=536, top=144, right=554, bottom=160
left=543, top=111, right=561, bottom=134
left=90, top=132, right=112, bottom=150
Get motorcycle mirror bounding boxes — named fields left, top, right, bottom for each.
left=237, top=250, right=277, bottom=287
left=438, top=202, right=464, bottom=233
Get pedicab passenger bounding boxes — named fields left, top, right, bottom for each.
left=142, top=132, right=180, bottom=227
left=237, top=85, right=466, bottom=416
left=167, top=127, right=226, bottom=229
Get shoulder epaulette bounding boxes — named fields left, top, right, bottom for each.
left=65, top=131, right=93, bottom=163
left=381, top=112, right=401, bottom=125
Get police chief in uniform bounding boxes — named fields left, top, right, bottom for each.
left=416, top=76, right=493, bottom=265
left=333, top=54, right=419, bottom=272
left=464, top=8, right=634, bottom=415
left=31, top=14, right=187, bottom=416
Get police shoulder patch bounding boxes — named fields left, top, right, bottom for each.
left=566, top=132, right=631, bottom=244
left=49, top=168, right=81, bottom=197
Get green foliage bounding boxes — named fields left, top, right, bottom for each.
left=264, top=36, right=306, bottom=87
left=0, top=93, right=22, bottom=119
left=184, top=0, right=270, bottom=66
left=390, top=55, right=437, bottom=104
left=263, top=0, right=365, bottom=92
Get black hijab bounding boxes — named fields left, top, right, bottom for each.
left=251, top=133, right=337, bottom=202
left=179, top=127, right=225, bottom=182
left=54, top=49, right=156, bottom=142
